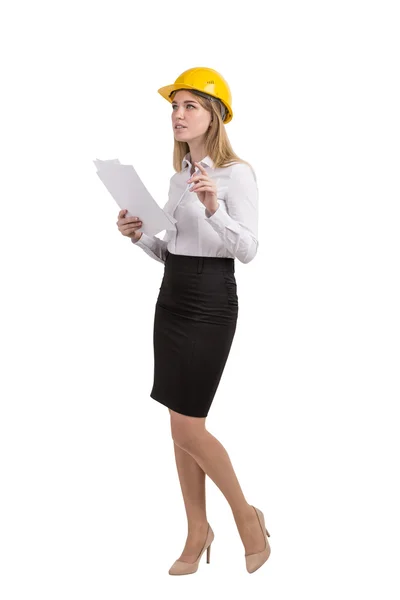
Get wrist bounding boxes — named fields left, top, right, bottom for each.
left=207, top=202, right=219, bottom=217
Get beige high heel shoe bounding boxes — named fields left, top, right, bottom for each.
left=168, top=524, right=214, bottom=576
left=245, top=506, right=271, bottom=574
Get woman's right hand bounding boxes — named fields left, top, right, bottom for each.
left=116, top=209, right=143, bottom=242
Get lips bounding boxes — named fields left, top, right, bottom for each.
left=175, top=124, right=187, bottom=129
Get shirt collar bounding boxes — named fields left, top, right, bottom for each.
left=182, top=153, right=214, bottom=170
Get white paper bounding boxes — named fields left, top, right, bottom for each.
left=93, top=158, right=177, bottom=237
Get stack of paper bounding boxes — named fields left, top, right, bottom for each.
left=93, top=158, right=177, bottom=238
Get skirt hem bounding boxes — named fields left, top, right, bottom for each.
left=150, top=393, right=209, bottom=418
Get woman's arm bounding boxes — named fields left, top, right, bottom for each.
left=131, top=231, right=169, bottom=264
left=205, top=163, right=259, bottom=264
left=131, top=178, right=176, bottom=264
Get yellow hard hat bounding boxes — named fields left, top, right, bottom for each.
left=158, top=67, right=233, bottom=124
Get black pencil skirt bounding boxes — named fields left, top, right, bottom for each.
left=150, top=249, right=239, bottom=418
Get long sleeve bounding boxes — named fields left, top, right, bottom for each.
left=131, top=231, right=168, bottom=264
left=130, top=178, right=177, bottom=264
left=204, top=163, right=259, bottom=264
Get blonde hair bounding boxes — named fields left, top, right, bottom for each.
left=171, top=91, right=253, bottom=174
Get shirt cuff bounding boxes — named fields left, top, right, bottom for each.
left=131, top=233, right=148, bottom=248
left=204, top=204, right=241, bottom=235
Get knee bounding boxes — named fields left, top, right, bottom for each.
left=169, top=410, right=205, bottom=451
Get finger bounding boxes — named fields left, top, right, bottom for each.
left=188, top=175, right=206, bottom=183
left=189, top=177, right=209, bottom=190
left=119, top=220, right=142, bottom=229
left=117, top=216, right=140, bottom=225
left=191, top=180, right=214, bottom=188
left=192, top=185, right=215, bottom=193
left=121, top=223, right=141, bottom=234
left=194, top=162, right=207, bottom=173
left=194, top=169, right=207, bottom=179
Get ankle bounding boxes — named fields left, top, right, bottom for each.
left=232, top=502, right=254, bottom=525
left=187, top=519, right=208, bottom=534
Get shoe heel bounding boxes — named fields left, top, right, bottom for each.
left=206, top=543, right=211, bottom=563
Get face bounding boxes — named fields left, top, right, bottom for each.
left=171, top=90, right=212, bottom=142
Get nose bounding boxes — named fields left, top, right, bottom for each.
left=174, top=105, right=186, bottom=119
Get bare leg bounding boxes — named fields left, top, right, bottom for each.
left=168, top=409, right=209, bottom=563
left=170, top=409, right=266, bottom=555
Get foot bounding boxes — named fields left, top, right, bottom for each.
left=177, top=522, right=210, bottom=563
left=234, top=504, right=266, bottom=555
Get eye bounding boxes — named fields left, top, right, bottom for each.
left=171, top=104, right=196, bottom=110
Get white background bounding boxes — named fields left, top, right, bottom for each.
left=1, top=0, right=399, bottom=598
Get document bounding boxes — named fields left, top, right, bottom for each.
left=93, top=158, right=177, bottom=237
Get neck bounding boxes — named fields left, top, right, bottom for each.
left=188, top=140, right=207, bottom=167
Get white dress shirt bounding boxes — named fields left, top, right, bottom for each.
left=132, top=153, right=259, bottom=264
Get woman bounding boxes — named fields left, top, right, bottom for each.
left=117, top=67, right=271, bottom=575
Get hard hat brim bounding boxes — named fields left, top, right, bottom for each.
left=157, top=83, right=233, bottom=123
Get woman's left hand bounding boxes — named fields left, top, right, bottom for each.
left=187, top=162, right=219, bottom=214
